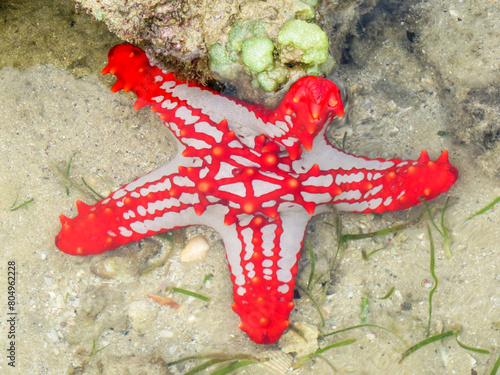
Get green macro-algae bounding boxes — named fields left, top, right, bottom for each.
left=278, top=19, right=329, bottom=65
left=208, top=43, right=237, bottom=79
left=208, top=15, right=334, bottom=92
left=256, top=66, right=287, bottom=92
left=241, top=36, right=274, bottom=73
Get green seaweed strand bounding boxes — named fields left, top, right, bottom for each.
left=321, top=323, right=404, bottom=343
left=306, top=241, right=316, bottom=291
left=169, top=287, right=210, bottom=302
left=426, top=224, right=438, bottom=338
left=467, top=195, right=500, bottom=221
left=490, top=352, right=500, bottom=375
left=10, top=196, right=34, bottom=211
left=401, top=329, right=491, bottom=363
left=421, top=197, right=452, bottom=258
left=400, top=330, right=457, bottom=362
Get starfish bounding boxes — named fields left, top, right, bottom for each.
left=56, top=44, right=458, bottom=344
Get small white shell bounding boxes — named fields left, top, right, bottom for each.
left=180, top=235, right=210, bottom=262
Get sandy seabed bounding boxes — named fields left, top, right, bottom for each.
left=0, top=0, right=499, bottom=374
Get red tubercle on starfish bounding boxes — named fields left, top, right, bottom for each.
left=56, top=44, right=458, bottom=344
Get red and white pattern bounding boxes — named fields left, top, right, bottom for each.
left=56, top=44, right=458, bottom=344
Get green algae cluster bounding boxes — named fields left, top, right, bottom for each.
left=278, top=20, right=329, bottom=66
left=209, top=2, right=333, bottom=92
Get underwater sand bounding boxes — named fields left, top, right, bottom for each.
left=0, top=0, right=499, bottom=374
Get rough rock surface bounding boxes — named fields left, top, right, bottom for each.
left=74, top=0, right=371, bottom=103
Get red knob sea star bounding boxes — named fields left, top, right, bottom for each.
left=56, top=44, right=458, bottom=344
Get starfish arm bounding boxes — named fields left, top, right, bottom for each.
left=229, top=210, right=310, bottom=344
left=270, top=75, right=345, bottom=159
left=294, top=130, right=459, bottom=213
left=102, top=45, right=233, bottom=152
left=101, top=44, right=344, bottom=159
left=55, top=156, right=209, bottom=256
